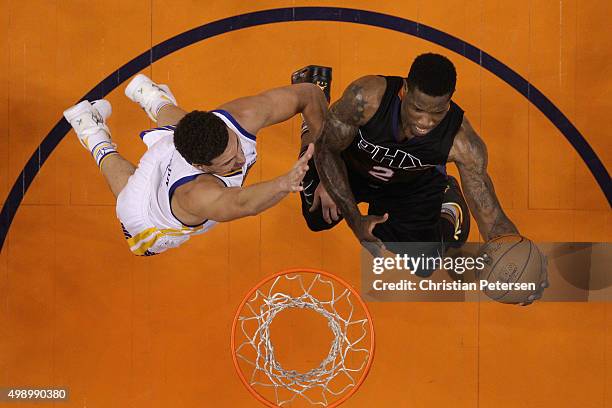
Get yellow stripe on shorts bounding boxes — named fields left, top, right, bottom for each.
left=126, top=227, right=158, bottom=248
left=131, top=232, right=161, bottom=255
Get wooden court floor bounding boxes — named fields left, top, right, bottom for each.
left=0, top=1, right=610, bottom=407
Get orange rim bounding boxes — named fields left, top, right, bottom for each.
left=230, top=268, right=376, bottom=408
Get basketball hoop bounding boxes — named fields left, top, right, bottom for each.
left=231, top=268, right=375, bottom=407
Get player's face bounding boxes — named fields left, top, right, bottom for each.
left=201, top=131, right=246, bottom=175
left=403, top=87, right=451, bottom=137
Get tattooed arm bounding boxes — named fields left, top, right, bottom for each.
left=449, top=116, right=519, bottom=241
left=315, top=76, right=389, bottom=254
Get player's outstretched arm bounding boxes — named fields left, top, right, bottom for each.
left=315, top=76, right=388, bottom=255
left=449, top=117, right=519, bottom=241
left=218, top=83, right=327, bottom=136
left=177, top=144, right=314, bottom=223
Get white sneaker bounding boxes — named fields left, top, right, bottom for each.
left=63, top=99, right=112, bottom=151
left=124, top=74, right=177, bottom=122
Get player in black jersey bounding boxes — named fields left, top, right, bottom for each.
left=295, top=54, right=519, bottom=269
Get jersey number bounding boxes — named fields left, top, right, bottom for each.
left=369, top=166, right=394, bottom=182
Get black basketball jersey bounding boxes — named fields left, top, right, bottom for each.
left=342, top=76, right=464, bottom=189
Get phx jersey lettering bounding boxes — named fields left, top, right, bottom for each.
left=342, top=76, right=464, bottom=229
left=116, top=110, right=257, bottom=256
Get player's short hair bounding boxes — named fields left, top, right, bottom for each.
left=173, top=111, right=228, bottom=165
left=407, top=53, right=457, bottom=97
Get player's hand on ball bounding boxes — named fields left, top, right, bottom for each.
left=355, top=213, right=388, bottom=257
left=519, top=255, right=549, bottom=306
left=519, top=279, right=549, bottom=306
left=281, top=143, right=314, bottom=193
left=309, top=183, right=340, bottom=223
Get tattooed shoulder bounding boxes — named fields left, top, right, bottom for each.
left=331, top=75, right=385, bottom=126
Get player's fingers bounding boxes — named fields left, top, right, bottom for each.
left=367, top=213, right=389, bottom=233
left=322, top=206, right=332, bottom=224
left=373, top=213, right=389, bottom=225
left=330, top=206, right=339, bottom=221
left=522, top=290, right=543, bottom=306
left=295, top=155, right=309, bottom=169
left=293, top=160, right=306, bottom=173
left=295, top=166, right=308, bottom=181
left=299, top=143, right=314, bottom=162
left=309, top=192, right=321, bottom=212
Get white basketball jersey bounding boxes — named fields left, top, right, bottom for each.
left=118, top=110, right=257, bottom=254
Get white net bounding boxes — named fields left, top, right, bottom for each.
left=234, top=272, right=373, bottom=407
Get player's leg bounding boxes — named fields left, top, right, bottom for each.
left=63, top=99, right=135, bottom=198
left=440, top=175, right=471, bottom=247
left=369, top=201, right=443, bottom=277
left=367, top=183, right=445, bottom=277
left=291, top=65, right=339, bottom=230
left=157, top=104, right=188, bottom=127
left=298, top=154, right=344, bottom=231
left=291, top=65, right=332, bottom=150
left=125, top=74, right=186, bottom=126
left=99, top=155, right=137, bottom=198
left=368, top=175, right=471, bottom=276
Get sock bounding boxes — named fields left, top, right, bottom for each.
left=91, top=140, right=118, bottom=169
left=440, top=202, right=462, bottom=240
left=151, top=97, right=175, bottom=122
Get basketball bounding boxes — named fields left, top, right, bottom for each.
left=477, top=234, right=546, bottom=304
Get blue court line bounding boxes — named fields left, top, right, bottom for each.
left=1, top=7, right=610, bottom=250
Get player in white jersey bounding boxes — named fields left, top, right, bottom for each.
left=63, top=74, right=327, bottom=255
